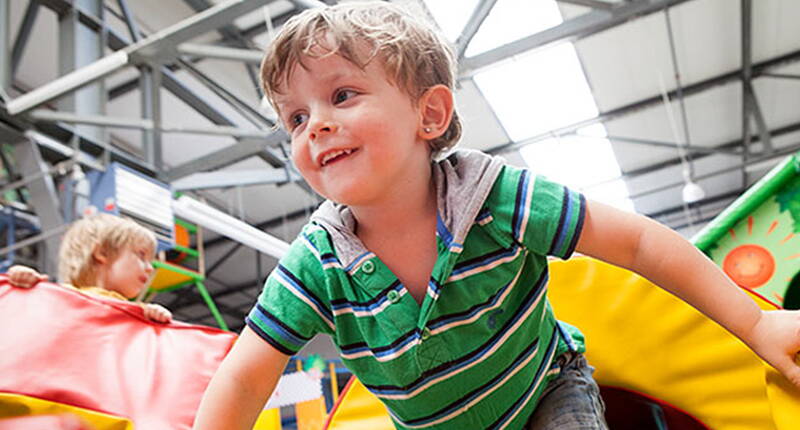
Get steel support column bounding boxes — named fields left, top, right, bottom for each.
left=0, top=0, right=10, bottom=97
left=741, top=0, right=752, bottom=189
left=140, top=64, right=162, bottom=171
left=10, top=0, right=39, bottom=77
left=58, top=0, right=106, bottom=143
left=11, top=135, right=65, bottom=274
left=741, top=0, right=772, bottom=160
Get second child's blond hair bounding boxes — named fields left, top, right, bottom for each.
left=261, top=1, right=462, bottom=157
left=58, top=214, right=157, bottom=287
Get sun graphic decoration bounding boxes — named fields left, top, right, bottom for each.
left=709, top=196, right=800, bottom=306
left=723, top=243, right=775, bottom=289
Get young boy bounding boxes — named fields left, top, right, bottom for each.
left=194, top=3, right=800, bottom=429
left=8, top=213, right=171, bottom=323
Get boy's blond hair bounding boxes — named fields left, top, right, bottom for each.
left=261, top=1, right=462, bottom=157
left=58, top=214, right=157, bottom=287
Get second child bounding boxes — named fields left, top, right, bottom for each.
left=8, top=214, right=171, bottom=323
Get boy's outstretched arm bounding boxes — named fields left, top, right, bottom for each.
left=193, top=326, right=290, bottom=430
left=576, top=200, right=800, bottom=387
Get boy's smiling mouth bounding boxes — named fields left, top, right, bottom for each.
left=318, top=148, right=358, bottom=167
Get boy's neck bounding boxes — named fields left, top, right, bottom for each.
left=351, top=164, right=437, bottom=240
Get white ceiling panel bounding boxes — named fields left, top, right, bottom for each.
left=574, top=0, right=738, bottom=113
left=454, top=78, right=510, bottom=152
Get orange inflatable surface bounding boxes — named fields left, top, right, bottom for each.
left=0, top=276, right=236, bottom=429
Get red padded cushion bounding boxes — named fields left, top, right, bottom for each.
left=0, top=277, right=236, bottom=430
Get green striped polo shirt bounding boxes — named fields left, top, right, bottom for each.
left=247, top=149, right=586, bottom=429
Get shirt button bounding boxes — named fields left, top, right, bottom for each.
left=361, top=260, right=375, bottom=274
left=387, top=290, right=400, bottom=303
left=421, top=328, right=431, bottom=341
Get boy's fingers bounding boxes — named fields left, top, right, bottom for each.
left=776, top=357, right=800, bottom=388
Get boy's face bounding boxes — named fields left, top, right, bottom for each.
left=98, top=244, right=154, bottom=299
left=274, top=52, right=430, bottom=207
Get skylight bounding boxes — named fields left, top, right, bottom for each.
left=423, top=0, right=635, bottom=211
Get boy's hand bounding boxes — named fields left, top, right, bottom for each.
left=747, top=310, right=800, bottom=387
left=7, top=265, right=49, bottom=288
left=142, top=303, right=173, bottom=323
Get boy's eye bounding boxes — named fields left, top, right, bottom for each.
left=290, top=112, right=309, bottom=128
left=333, top=89, right=356, bottom=104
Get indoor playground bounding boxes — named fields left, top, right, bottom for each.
left=2, top=0, right=800, bottom=429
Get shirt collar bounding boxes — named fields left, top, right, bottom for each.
left=310, top=149, right=505, bottom=269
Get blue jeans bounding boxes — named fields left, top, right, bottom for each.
left=526, top=352, right=608, bottom=429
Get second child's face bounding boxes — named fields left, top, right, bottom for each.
left=275, top=52, right=429, bottom=207
left=99, top=245, right=154, bottom=299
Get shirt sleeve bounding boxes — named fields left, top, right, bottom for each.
left=486, top=165, right=587, bottom=259
left=245, top=231, right=334, bottom=355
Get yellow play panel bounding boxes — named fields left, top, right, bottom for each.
left=548, top=257, right=787, bottom=430
left=325, top=379, right=393, bottom=430
left=324, top=258, right=800, bottom=430
left=149, top=262, right=198, bottom=291
left=0, top=392, right=133, bottom=430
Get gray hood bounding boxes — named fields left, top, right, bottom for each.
left=311, top=149, right=505, bottom=268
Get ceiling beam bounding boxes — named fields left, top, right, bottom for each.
left=165, top=133, right=288, bottom=181
left=115, top=0, right=141, bottom=42
left=645, top=189, right=743, bottom=219
left=621, top=120, right=800, bottom=181
left=172, top=168, right=301, bottom=191
left=169, top=277, right=262, bottom=314
left=180, top=0, right=262, bottom=92
left=556, top=0, right=620, bottom=10
left=454, top=0, right=499, bottom=60
left=28, top=109, right=273, bottom=139
left=460, top=0, right=692, bottom=77
left=485, top=47, right=800, bottom=156
left=176, top=43, right=263, bottom=63
left=628, top=142, right=800, bottom=200
left=670, top=214, right=720, bottom=233
left=601, top=135, right=738, bottom=155
left=762, top=73, right=800, bottom=81
left=7, top=0, right=276, bottom=115
left=204, top=203, right=318, bottom=249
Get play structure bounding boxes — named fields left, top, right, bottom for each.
left=0, top=276, right=236, bottom=429
left=693, top=152, right=800, bottom=309
left=146, top=217, right=231, bottom=331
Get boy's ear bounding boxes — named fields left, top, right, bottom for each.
left=417, top=85, right=454, bottom=141
left=92, top=245, right=108, bottom=265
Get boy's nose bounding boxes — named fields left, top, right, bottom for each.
left=144, top=261, right=154, bottom=274
left=309, top=120, right=338, bottom=140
